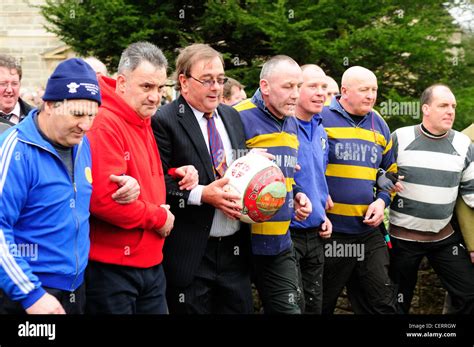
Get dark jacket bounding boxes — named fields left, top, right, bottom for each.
left=0, top=98, right=34, bottom=129
left=152, top=96, right=250, bottom=288
left=0, top=110, right=92, bottom=309
left=0, top=117, right=10, bottom=134
left=18, top=98, right=34, bottom=122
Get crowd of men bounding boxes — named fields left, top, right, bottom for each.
left=0, top=41, right=472, bottom=314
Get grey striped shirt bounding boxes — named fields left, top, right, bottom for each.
left=389, top=124, right=474, bottom=232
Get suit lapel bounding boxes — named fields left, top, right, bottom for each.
left=176, top=96, right=215, bottom=181
left=218, top=105, right=239, bottom=151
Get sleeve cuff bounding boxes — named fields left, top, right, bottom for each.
left=188, top=185, right=204, bottom=206
left=293, top=184, right=303, bottom=197
left=152, top=205, right=170, bottom=231
left=376, top=192, right=391, bottom=208
left=21, top=286, right=47, bottom=310
left=168, top=168, right=178, bottom=178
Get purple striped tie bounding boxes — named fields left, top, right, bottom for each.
left=204, top=112, right=228, bottom=178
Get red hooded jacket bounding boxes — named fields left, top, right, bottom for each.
left=87, top=75, right=167, bottom=267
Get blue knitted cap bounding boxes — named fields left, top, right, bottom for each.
left=42, top=58, right=101, bottom=105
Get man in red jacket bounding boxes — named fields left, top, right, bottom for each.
left=85, top=41, right=196, bottom=314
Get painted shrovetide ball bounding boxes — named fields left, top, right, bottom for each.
left=224, top=153, right=287, bottom=224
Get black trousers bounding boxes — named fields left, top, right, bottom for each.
left=390, top=231, right=474, bottom=314
left=290, top=227, right=324, bottom=314
left=0, top=284, right=86, bottom=314
left=253, top=245, right=301, bottom=314
left=85, top=262, right=168, bottom=314
left=322, top=230, right=399, bottom=314
left=166, top=233, right=253, bottom=314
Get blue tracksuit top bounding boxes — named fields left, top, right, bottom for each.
left=290, top=114, right=329, bottom=229
left=0, top=110, right=92, bottom=309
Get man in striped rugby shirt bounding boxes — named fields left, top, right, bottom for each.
left=389, top=84, right=474, bottom=314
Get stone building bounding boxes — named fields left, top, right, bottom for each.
left=0, top=0, right=74, bottom=92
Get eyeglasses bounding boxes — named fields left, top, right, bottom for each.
left=0, top=81, right=20, bottom=90
left=188, top=75, right=228, bottom=88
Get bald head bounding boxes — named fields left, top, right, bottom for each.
left=325, top=76, right=339, bottom=99
left=341, top=66, right=377, bottom=88
left=339, top=66, right=378, bottom=116
left=296, top=64, right=327, bottom=120
left=83, top=56, right=108, bottom=76
left=301, top=64, right=325, bottom=75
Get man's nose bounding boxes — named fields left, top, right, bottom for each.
left=209, top=80, right=220, bottom=91
left=78, top=117, right=94, bottom=132
left=367, top=90, right=376, bottom=99
left=4, top=84, right=16, bottom=92
left=291, top=86, right=300, bottom=99
left=148, top=89, right=161, bottom=103
left=316, top=86, right=325, bottom=96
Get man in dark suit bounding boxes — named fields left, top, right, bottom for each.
left=152, top=44, right=253, bottom=314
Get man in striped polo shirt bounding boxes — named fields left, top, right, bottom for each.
left=389, top=84, right=474, bottom=314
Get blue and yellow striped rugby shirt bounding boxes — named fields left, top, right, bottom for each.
left=321, top=97, right=397, bottom=234
left=234, top=90, right=300, bottom=255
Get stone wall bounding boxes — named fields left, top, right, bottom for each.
left=0, top=0, right=73, bottom=91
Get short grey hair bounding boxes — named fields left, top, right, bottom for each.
left=117, top=41, right=168, bottom=74
left=39, top=100, right=63, bottom=112
left=260, top=55, right=299, bottom=80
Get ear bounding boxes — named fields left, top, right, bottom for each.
left=422, top=103, right=430, bottom=117
left=340, top=85, right=348, bottom=99
left=260, top=79, right=270, bottom=96
left=178, top=74, right=188, bottom=94
left=43, top=101, right=54, bottom=114
left=116, top=74, right=127, bottom=94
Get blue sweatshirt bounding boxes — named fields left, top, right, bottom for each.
left=0, top=110, right=91, bottom=309
left=290, top=114, right=329, bottom=229
left=234, top=89, right=301, bottom=255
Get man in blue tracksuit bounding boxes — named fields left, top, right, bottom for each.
left=0, top=58, right=104, bottom=314
left=290, top=65, right=332, bottom=314
left=0, top=58, right=141, bottom=314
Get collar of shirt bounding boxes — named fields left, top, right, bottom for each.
left=4, top=102, right=21, bottom=124
left=189, top=105, right=220, bottom=121
left=188, top=104, right=230, bottom=157
left=187, top=104, right=239, bottom=237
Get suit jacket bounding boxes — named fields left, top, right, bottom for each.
left=152, top=96, right=250, bottom=288
left=0, top=99, right=34, bottom=134
left=0, top=98, right=34, bottom=127
left=18, top=98, right=34, bottom=122
left=0, top=118, right=11, bottom=134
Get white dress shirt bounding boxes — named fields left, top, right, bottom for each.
left=187, top=105, right=240, bottom=237
left=2, top=103, right=20, bottom=124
